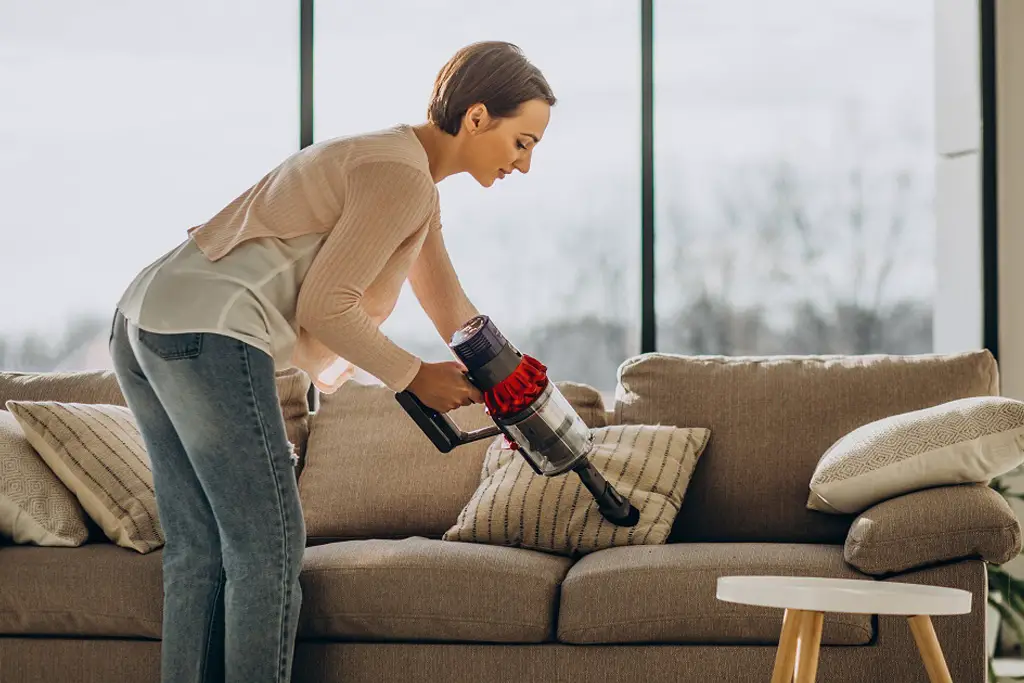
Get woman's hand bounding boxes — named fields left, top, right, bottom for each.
left=407, top=361, right=484, bottom=413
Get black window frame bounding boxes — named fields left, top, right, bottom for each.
left=300, top=0, right=1000, bottom=410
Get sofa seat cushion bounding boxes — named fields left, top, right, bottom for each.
left=0, top=542, right=163, bottom=638
left=557, top=542, right=874, bottom=645
left=298, top=536, right=571, bottom=643
left=0, top=536, right=574, bottom=643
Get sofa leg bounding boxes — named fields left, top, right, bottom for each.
left=771, top=608, right=802, bottom=683
left=908, top=615, right=954, bottom=683
left=793, top=611, right=824, bottom=683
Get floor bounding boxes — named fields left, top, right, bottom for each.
left=993, top=657, right=1024, bottom=679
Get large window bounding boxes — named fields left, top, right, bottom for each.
left=653, top=0, right=935, bottom=355
left=2, top=1, right=938, bottom=392
left=0, top=3, right=298, bottom=371
left=315, top=1, right=641, bottom=393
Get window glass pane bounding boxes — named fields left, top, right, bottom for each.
left=654, top=0, right=935, bottom=355
left=316, top=1, right=641, bottom=394
left=0, top=2, right=298, bottom=371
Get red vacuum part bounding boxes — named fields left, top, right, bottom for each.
left=483, top=354, right=549, bottom=416
left=483, top=355, right=549, bottom=449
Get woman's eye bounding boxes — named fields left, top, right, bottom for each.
left=516, top=141, right=527, bottom=150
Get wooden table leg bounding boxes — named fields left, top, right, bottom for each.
left=908, top=615, right=954, bottom=683
left=793, top=611, right=824, bottom=683
left=771, top=608, right=803, bottom=683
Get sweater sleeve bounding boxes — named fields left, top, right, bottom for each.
left=295, top=161, right=433, bottom=392
left=408, top=217, right=480, bottom=345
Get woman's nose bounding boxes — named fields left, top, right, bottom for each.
left=513, top=152, right=532, bottom=174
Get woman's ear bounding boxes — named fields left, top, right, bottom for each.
left=464, top=103, right=490, bottom=135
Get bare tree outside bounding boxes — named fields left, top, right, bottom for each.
left=0, top=2, right=936, bottom=399
left=648, top=115, right=933, bottom=369
left=0, top=135, right=933, bottom=395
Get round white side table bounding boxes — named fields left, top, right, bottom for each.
left=716, top=576, right=973, bottom=683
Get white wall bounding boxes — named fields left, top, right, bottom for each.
left=933, top=0, right=984, bottom=354
left=998, top=0, right=1024, bottom=400
left=933, top=0, right=1023, bottom=399
left=990, top=1, right=1024, bottom=650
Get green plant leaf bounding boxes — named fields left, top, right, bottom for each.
left=992, top=599, right=1024, bottom=655
left=998, top=584, right=1024, bottom=626
left=989, top=567, right=1024, bottom=595
left=1000, top=574, right=1024, bottom=598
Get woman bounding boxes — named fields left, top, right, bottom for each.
left=108, top=41, right=555, bottom=683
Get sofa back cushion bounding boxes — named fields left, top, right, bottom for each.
left=0, top=371, right=126, bottom=406
left=0, top=368, right=313, bottom=470
left=613, top=351, right=999, bottom=544
left=298, top=381, right=607, bottom=543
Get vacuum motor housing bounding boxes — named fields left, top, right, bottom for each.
left=450, top=315, right=593, bottom=476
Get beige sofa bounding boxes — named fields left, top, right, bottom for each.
left=1, top=350, right=1021, bottom=683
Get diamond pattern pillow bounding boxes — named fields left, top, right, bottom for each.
left=0, top=411, right=89, bottom=546
left=5, top=400, right=163, bottom=553
left=443, top=424, right=710, bottom=557
left=808, top=396, right=1024, bottom=514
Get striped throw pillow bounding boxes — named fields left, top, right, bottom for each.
left=5, top=401, right=163, bottom=553
left=0, top=410, right=89, bottom=546
left=443, top=424, right=710, bottom=557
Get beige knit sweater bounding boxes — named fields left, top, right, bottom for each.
left=187, top=124, right=478, bottom=393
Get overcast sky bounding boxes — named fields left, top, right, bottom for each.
left=0, top=0, right=934, bottom=349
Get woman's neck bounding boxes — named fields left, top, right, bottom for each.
left=411, top=123, right=464, bottom=183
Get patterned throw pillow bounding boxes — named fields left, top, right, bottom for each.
left=443, top=424, right=710, bottom=557
left=808, top=396, right=1024, bottom=514
left=5, top=400, right=164, bottom=553
left=0, top=411, right=89, bottom=546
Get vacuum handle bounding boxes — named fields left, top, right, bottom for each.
left=395, top=390, right=501, bottom=453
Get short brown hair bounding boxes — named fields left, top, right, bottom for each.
left=427, top=41, right=556, bottom=135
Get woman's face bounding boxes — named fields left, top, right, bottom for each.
left=459, top=99, right=551, bottom=187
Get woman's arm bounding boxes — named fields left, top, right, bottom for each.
left=408, top=218, right=480, bottom=344
left=295, top=161, right=434, bottom=392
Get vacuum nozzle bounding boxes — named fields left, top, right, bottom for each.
left=573, top=461, right=642, bottom=527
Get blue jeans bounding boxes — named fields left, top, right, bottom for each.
left=109, top=309, right=305, bottom=683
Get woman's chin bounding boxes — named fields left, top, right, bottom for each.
left=471, top=172, right=498, bottom=188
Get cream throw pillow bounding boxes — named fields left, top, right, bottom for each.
left=0, top=411, right=89, bottom=546
left=5, top=400, right=164, bottom=553
left=808, top=396, right=1024, bottom=514
left=443, top=424, right=710, bottom=557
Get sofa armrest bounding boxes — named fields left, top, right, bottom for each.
left=844, top=483, right=1022, bottom=576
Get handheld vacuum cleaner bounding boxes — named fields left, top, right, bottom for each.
left=396, top=314, right=641, bottom=528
